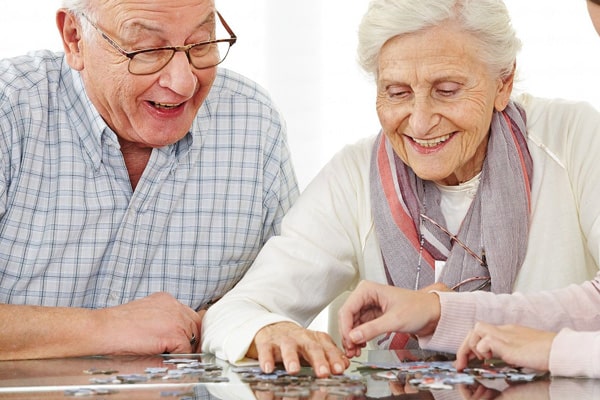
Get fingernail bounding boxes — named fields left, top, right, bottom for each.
left=349, top=330, right=364, bottom=343
left=333, top=363, right=344, bottom=374
left=288, top=361, right=299, bottom=373
left=319, top=365, right=329, bottom=376
left=263, top=362, right=272, bottom=373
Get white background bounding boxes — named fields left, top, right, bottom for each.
left=3, top=1, right=600, bottom=330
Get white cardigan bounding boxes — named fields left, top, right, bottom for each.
left=202, top=93, right=600, bottom=364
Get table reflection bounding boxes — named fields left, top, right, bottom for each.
left=0, top=352, right=598, bottom=399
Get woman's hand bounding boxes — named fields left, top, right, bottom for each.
left=455, top=322, right=556, bottom=372
left=248, top=322, right=349, bottom=378
left=337, top=280, right=442, bottom=358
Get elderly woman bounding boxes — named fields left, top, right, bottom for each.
left=202, top=0, right=600, bottom=377
left=337, top=0, right=600, bottom=380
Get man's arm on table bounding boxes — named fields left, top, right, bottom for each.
left=0, top=292, right=202, bottom=360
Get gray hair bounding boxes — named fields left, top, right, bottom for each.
left=358, top=0, right=521, bottom=80
left=61, top=0, right=90, bottom=13
left=60, top=0, right=96, bottom=38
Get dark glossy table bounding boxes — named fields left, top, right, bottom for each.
left=0, top=350, right=598, bottom=399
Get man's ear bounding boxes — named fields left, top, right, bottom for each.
left=56, top=9, right=85, bottom=71
left=494, top=62, right=516, bottom=112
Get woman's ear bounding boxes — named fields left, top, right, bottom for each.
left=56, top=9, right=85, bottom=71
left=494, top=63, right=516, bottom=112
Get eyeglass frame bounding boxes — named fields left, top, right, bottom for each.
left=78, top=11, right=237, bottom=75
left=418, top=213, right=491, bottom=292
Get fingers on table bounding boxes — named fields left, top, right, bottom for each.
left=256, top=331, right=349, bottom=378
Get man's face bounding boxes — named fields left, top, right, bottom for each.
left=588, top=0, right=600, bottom=36
left=74, top=0, right=218, bottom=148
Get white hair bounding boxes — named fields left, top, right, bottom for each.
left=357, top=0, right=521, bottom=80
left=60, top=0, right=96, bottom=38
left=61, top=0, right=90, bottom=13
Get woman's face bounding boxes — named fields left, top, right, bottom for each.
left=375, top=23, right=513, bottom=186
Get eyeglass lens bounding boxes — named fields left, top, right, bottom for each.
left=129, top=41, right=231, bottom=75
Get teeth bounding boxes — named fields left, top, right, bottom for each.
left=153, top=102, right=180, bottom=109
left=412, top=133, right=452, bottom=148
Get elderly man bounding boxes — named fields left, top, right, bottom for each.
left=0, top=0, right=298, bottom=359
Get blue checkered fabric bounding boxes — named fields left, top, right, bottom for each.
left=0, top=51, right=299, bottom=310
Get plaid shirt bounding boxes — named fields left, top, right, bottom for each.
left=0, top=51, right=299, bottom=310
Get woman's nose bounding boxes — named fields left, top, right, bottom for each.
left=408, top=96, right=439, bottom=136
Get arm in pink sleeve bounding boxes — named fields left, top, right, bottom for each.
left=419, top=272, right=600, bottom=353
left=550, top=329, right=600, bottom=378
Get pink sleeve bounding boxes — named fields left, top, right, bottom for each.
left=418, top=293, right=478, bottom=352
left=550, top=329, right=600, bottom=378
left=419, top=273, right=600, bottom=354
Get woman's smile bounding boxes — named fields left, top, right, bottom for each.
left=408, top=132, right=456, bottom=149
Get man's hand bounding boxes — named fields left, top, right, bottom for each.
left=337, top=280, right=442, bottom=358
left=454, top=322, right=555, bottom=372
left=0, top=292, right=203, bottom=360
left=95, top=292, right=203, bottom=355
left=248, top=322, right=349, bottom=378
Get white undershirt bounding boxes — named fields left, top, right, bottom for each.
left=433, top=172, right=481, bottom=280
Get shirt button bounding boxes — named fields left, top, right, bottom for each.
left=108, top=292, right=119, bottom=304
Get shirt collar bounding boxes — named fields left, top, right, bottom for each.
left=62, top=61, right=111, bottom=169
left=61, top=58, right=196, bottom=169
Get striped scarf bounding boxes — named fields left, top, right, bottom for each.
left=370, top=101, right=533, bottom=349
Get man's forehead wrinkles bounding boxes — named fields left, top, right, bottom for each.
left=113, top=10, right=215, bottom=40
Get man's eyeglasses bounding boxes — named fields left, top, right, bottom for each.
left=79, top=12, right=237, bottom=75
left=419, top=213, right=491, bottom=292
